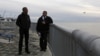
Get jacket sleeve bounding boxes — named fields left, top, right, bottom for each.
left=28, top=15, right=31, bottom=28
left=16, top=15, right=21, bottom=27
left=48, top=16, right=53, bottom=24
left=50, top=17, right=53, bottom=23
left=36, top=18, right=41, bottom=32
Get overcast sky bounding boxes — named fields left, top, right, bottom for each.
left=0, top=0, right=100, bottom=22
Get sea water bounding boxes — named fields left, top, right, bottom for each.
left=55, top=22, right=100, bottom=36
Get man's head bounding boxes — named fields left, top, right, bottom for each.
left=22, top=7, right=28, bottom=14
left=42, top=11, right=47, bottom=16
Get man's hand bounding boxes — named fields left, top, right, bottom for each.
left=37, top=32, right=41, bottom=36
left=42, top=21, right=45, bottom=24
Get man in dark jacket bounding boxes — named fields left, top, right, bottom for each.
left=36, top=11, right=53, bottom=51
left=16, top=7, right=31, bottom=55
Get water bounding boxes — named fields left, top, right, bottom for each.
left=55, top=22, right=100, bottom=36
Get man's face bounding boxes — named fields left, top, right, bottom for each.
left=23, top=8, right=28, bottom=14
left=43, top=11, right=47, bottom=16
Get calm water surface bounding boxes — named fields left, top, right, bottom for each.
left=55, top=22, right=100, bottom=36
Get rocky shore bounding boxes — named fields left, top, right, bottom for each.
left=0, top=28, right=52, bottom=56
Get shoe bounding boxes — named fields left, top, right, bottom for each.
left=43, top=49, right=46, bottom=52
left=40, top=49, right=46, bottom=52
left=40, top=49, right=44, bottom=51
left=25, top=51, right=30, bottom=54
left=18, top=52, right=22, bottom=55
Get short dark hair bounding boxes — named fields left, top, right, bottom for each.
left=43, top=11, right=47, bottom=13
left=22, top=7, right=27, bottom=11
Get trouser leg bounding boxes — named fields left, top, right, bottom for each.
left=19, top=29, right=24, bottom=53
left=40, top=32, right=48, bottom=50
left=43, top=33, right=48, bottom=50
left=40, top=35, right=44, bottom=50
left=25, top=30, right=29, bottom=52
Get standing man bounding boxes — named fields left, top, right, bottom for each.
left=16, top=7, right=31, bottom=55
left=36, top=11, right=53, bottom=51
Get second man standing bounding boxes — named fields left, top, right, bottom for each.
left=36, top=11, right=53, bottom=51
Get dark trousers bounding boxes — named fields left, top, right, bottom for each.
left=40, top=32, right=48, bottom=50
left=19, top=29, right=29, bottom=53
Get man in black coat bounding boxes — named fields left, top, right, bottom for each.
left=16, top=7, right=31, bottom=55
left=36, top=11, right=53, bottom=51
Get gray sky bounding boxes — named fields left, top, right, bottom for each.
left=0, top=0, right=100, bottom=22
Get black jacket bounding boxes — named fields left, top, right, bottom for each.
left=36, top=16, right=53, bottom=32
left=16, top=13, right=31, bottom=29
